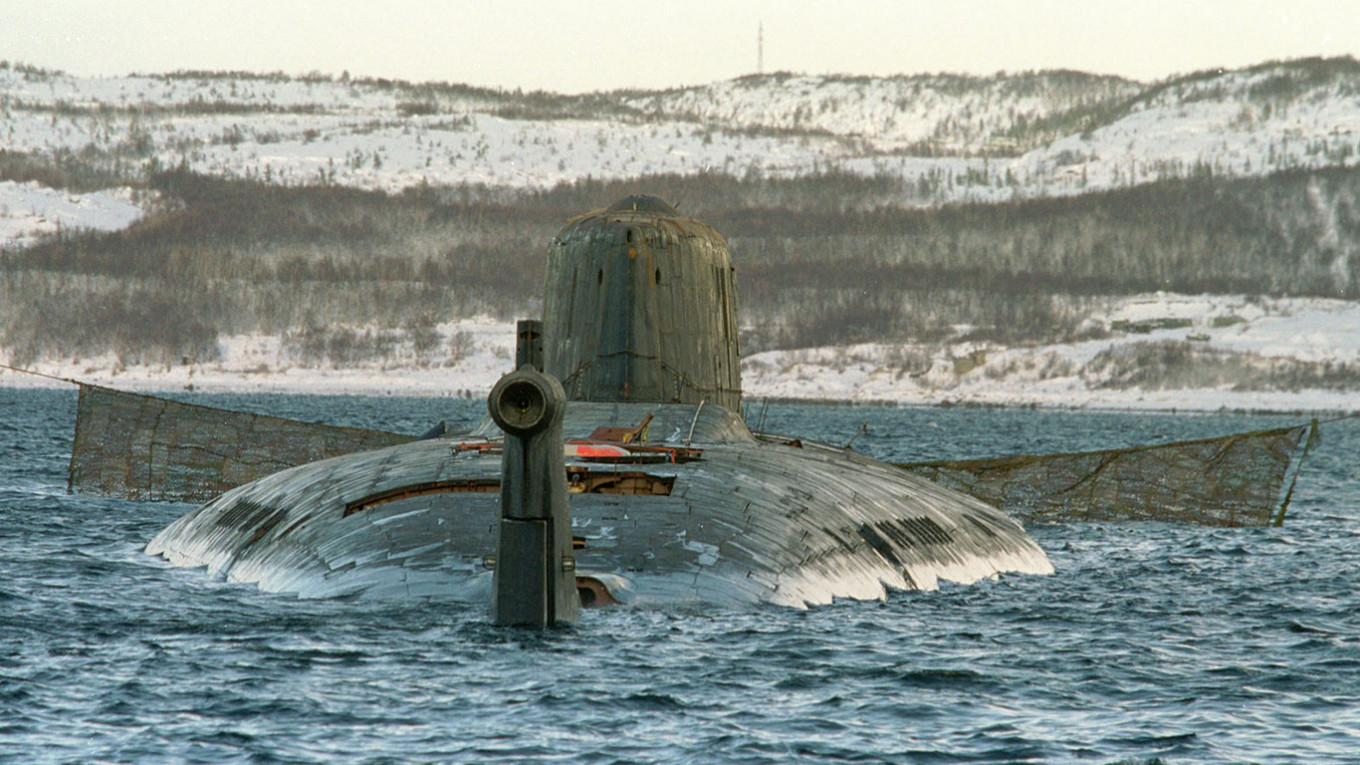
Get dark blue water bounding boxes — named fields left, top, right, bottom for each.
left=3, top=387, right=1359, bottom=764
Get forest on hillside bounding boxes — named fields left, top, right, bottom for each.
left=2, top=161, right=1358, bottom=368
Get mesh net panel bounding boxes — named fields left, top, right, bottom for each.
left=66, top=382, right=1320, bottom=526
left=898, top=422, right=1317, bottom=527
left=68, top=384, right=412, bottom=502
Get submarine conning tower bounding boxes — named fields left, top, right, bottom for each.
left=541, top=195, right=742, bottom=412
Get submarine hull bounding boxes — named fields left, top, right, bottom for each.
left=146, top=196, right=1053, bottom=607
left=147, top=402, right=1052, bottom=608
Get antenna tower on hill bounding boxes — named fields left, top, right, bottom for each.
left=758, top=22, right=764, bottom=75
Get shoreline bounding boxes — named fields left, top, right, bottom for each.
left=2, top=363, right=1353, bottom=418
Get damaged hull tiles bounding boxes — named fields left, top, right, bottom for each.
left=146, top=402, right=1053, bottom=607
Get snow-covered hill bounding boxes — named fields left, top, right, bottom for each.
left=623, top=70, right=1141, bottom=153
left=4, top=56, right=1360, bottom=242
left=4, top=58, right=1360, bottom=411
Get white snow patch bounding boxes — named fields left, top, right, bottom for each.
left=0, top=181, right=146, bottom=249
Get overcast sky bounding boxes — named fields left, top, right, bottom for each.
left=5, top=1, right=1358, bottom=93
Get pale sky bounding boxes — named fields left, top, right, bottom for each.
left=3, top=0, right=1357, bottom=93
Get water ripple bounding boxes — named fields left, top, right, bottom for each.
left=4, top=390, right=1360, bottom=764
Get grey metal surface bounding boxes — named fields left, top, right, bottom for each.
left=542, top=196, right=742, bottom=411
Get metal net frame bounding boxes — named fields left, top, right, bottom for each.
left=68, top=384, right=411, bottom=502
left=898, top=421, right=1319, bottom=527
left=63, top=380, right=1326, bottom=527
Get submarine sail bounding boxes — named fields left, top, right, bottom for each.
left=543, top=195, right=742, bottom=410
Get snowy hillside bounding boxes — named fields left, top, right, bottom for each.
left=5, top=57, right=1360, bottom=241
left=3, top=58, right=1360, bottom=411
left=0, top=181, right=144, bottom=248
left=623, top=70, right=1142, bottom=153
left=742, top=294, right=1360, bottom=412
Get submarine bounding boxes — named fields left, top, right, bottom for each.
left=146, top=195, right=1054, bottom=611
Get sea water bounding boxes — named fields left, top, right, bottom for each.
left=2, top=387, right=1358, bottom=764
